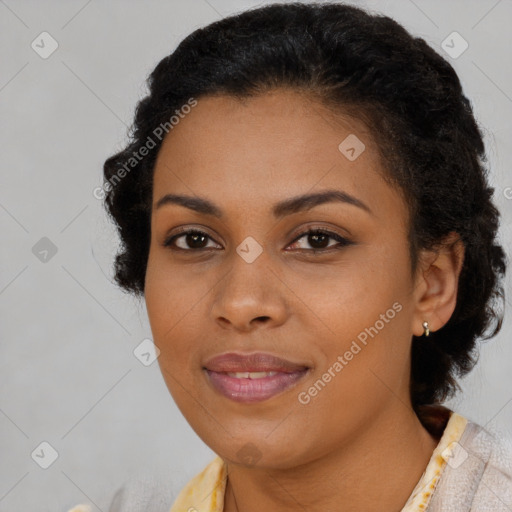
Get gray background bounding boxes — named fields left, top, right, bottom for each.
left=1, top=0, right=511, bottom=510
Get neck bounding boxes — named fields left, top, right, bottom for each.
left=223, top=404, right=441, bottom=512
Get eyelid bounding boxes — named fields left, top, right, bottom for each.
left=163, top=223, right=353, bottom=253
left=287, top=221, right=352, bottom=243
left=286, top=227, right=352, bottom=252
left=163, top=225, right=222, bottom=249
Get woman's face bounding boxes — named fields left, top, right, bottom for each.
left=145, top=89, right=422, bottom=468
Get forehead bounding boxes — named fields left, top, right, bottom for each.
left=151, top=89, right=403, bottom=222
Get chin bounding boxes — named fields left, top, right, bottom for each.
left=205, top=430, right=316, bottom=470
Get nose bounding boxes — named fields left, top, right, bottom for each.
left=209, top=251, right=289, bottom=332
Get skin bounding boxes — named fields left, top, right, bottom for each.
left=144, top=88, right=465, bottom=512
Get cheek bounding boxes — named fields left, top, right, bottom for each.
left=294, top=245, right=407, bottom=331
left=298, top=307, right=412, bottom=448
left=311, top=245, right=412, bottom=388
left=144, top=252, right=198, bottom=366
left=145, top=262, right=204, bottom=416
left=145, top=248, right=206, bottom=332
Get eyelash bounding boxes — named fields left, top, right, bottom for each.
left=163, top=227, right=352, bottom=254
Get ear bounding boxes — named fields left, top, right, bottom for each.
left=411, top=232, right=465, bottom=337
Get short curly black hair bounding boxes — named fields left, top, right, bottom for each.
left=102, top=2, right=507, bottom=422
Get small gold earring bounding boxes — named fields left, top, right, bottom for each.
left=422, top=321, right=430, bottom=337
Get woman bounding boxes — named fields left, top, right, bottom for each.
left=70, top=2, right=511, bottom=511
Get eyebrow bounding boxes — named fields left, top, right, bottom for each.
left=154, top=189, right=372, bottom=218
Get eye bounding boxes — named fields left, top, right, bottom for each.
left=163, top=227, right=352, bottom=253
left=163, top=229, right=221, bottom=251
left=287, top=229, right=352, bottom=252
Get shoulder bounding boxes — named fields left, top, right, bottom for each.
left=107, top=468, right=176, bottom=512
left=66, top=467, right=176, bottom=512
left=427, top=413, right=512, bottom=511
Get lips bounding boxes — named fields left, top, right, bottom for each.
left=203, top=352, right=308, bottom=373
left=203, top=352, right=310, bottom=403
